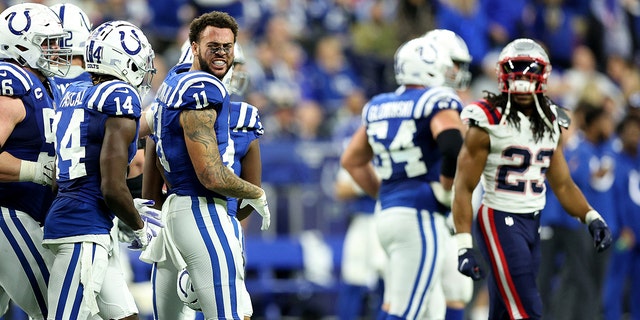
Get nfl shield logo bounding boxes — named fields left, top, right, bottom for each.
left=505, top=216, right=514, bottom=226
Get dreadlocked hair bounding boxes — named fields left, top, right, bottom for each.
left=483, top=90, right=556, bottom=143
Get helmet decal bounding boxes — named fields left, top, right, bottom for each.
left=8, top=11, right=31, bottom=35
left=120, top=29, right=141, bottom=55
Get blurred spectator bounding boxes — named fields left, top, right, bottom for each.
left=469, top=49, right=500, bottom=102
left=554, top=45, right=625, bottom=119
left=563, top=101, right=618, bottom=319
left=585, top=0, right=635, bottom=69
left=603, top=114, right=640, bottom=320
left=436, top=0, right=491, bottom=73
left=482, top=0, right=533, bottom=46
left=349, top=0, right=399, bottom=97
left=143, top=0, right=193, bottom=56
left=606, top=54, right=640, bottom=110
left=395, top=0, right=435, bottom=43
left=299, top=35, right=363, bottom=137
left=525, top=0, right=588, bottom=71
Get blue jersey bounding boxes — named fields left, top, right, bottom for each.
left=613, top=143, right=640, bottom=239
left=50, top=69, right=92, bottom=102
left=362, top=86, right=463, bottom=212
left=0, top=62, right=56, bottom=223
left=153, top=63, right=230, bottom=198
left=226, top=101, right=264, bottom=217
left=333, top=115, right=377, bottom=215
left=44, top=80, right=142, bottom=239
left=565, top=134, right=619, bottom=235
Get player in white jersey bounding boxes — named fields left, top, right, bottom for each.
left=140, top=11, right=270, bottom=320
left=451, top=38, right=613, bottom=320
left=342, top=36, right=465, bottom=319
left=0, top=3, right=70, bottom=319
left=423, top=28, right=475, bottom=320
left=43, top=20, right=160, bottom=320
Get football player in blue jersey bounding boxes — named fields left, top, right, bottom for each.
left=341, top=36, right=466, bottom=319
left=451, top=38, right=613, bottom=320
left=42, top=20, right=159, bottom=320
left=139, top=11, right=270, bottom=320
left=423, top=28, right=475, bottom=320
left=0, top=3, right=71, bottom=319
left=49, top=2, right=93, bottom=101
left=140, top=40, right=263, bottom=319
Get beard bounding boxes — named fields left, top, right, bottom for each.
left=197, top=53, right=214, bottom=76
left=196, top=53, right=230, bottom=80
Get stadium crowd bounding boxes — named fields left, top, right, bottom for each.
left=1, top=0, right=640, bottom=319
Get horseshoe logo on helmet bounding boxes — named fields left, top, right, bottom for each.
left=119, top=29, right=141, bottom=55
left=7, top=11, right=31, bottom=35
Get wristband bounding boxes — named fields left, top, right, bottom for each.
left=585, top=209, right=603, bottom=225
left=454, top=233, right=473, bottom=251
left=19, top=160, right=39, bottom=182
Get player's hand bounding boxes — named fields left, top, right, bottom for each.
left=430, top=181, right=453, bottom=208
left=129, top=219, right=158, bottom=251
left=19, top=158, right=55, bottom=186
left=454, top=233, right=485, bottom=280
left=458, top=248, right=485, bottom=280
left=117, top=219, right=135, bottom=243
left=133, top=198, right=164, bottom=234
left=240, top=190, right=271, bottom=230
left=588, top=218, right=612, bottom=253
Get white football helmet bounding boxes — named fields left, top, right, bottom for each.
left=496, top=38, right=551, bottom=94
left=85, top=20, right=156, bottom=97
left=423, top=29, right=472, bottom=90
left=0, top=3, right=71, bottom=77
left=177, top=268, right=201, bottom=311
left=50, top=3, right=92, bottom=57
left=394, top=37, right=453, bottom=87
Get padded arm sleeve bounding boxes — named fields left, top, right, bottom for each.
left=436, top=128, right=463, bottom=178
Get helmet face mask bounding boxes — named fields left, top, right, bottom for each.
left=497, top=39, right=551, bottom=94
left=84, top=20, right=156, bottom=98
left=0, top=3, right=72, bottom=77
left=423, top=29, right=472, bottom=90
left=50, top=3, right=92, bottom=57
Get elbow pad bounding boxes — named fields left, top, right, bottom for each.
left=436, top=129, right=463, bottom=178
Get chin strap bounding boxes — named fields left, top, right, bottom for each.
left=499, top=91, right=512, bottom=126
left=533, top=93, right=553, bottom=129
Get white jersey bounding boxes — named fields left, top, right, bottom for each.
left=461, top=101, right=561, bottom=213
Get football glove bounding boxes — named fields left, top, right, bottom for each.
left=240, top=190, right=271, bottom=230
left=586, top=210, right=612, bottom=253
left=430, top=181, right=453, bottom=208
left=454, top=233, right=485, bottom=280
left=129, top=219, right=158, bottom=251
left=133, top=198, right=164, bottom=233
left=19, top=158, right=54, bottom=186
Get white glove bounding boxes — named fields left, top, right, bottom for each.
left=128, top=198, right=164, bottom=250
left=133, top=198, right=164, bottom=235
left=240, top=190, right=271, bottom=230
left=128, top=220, right=156, bottom=250
left=19, top=159, right=54, bottom=186
left=430, top=181, right=453, bottom=208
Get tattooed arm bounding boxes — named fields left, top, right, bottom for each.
left=180, top=108, right=263, bottom=199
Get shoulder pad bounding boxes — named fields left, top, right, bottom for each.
left=0, top=63, right=35, bottom=97
left=86, top=81, right=141, bottom=118
left=460, top=100, right=502, bottom=128
left=230, top=101, right=264, bottom=135
left=553, top=104, right=571, bottom=129
left=169, top=72, right=227, bottom=110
